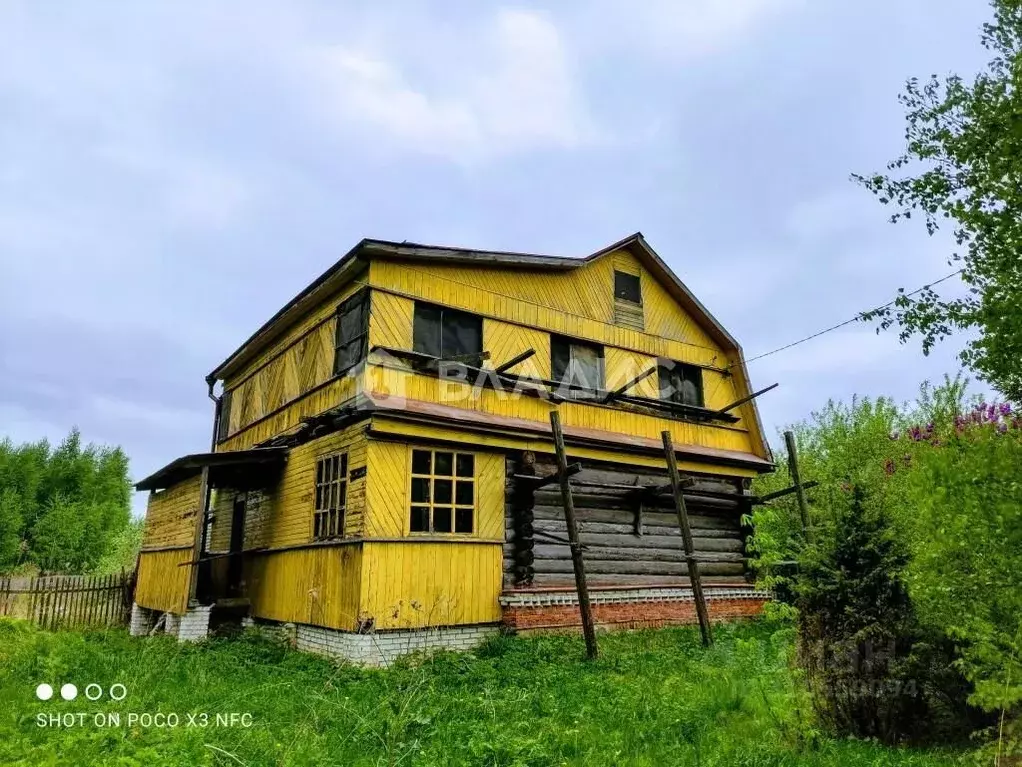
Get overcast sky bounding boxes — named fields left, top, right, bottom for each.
left=0, top=1, right=994, bottom=513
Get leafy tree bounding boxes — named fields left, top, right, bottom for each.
left=0, top=429, right=132, bottom=574
left=853, top=1, right=1022, bottom=399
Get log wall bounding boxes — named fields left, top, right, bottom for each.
left=503, top=456, right=752, bottom=589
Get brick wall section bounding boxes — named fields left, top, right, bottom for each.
left=500, top=586, right=769, bottom=633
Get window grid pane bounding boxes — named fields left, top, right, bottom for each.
left=409, top=449, right=475, bottom=535
left=314, top=452, right=348, bottom=541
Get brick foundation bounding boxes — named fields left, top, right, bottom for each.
left=242, top=618, right=500, bottom=667
left=500, top=586, right=769, bottom=633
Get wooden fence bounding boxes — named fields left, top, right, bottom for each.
left=0, top=570, right=135, bottom=630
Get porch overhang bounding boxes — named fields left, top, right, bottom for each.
left=134, top=447, right=288, bottom=492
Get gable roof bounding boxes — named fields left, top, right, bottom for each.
left=206, top=232, right=771, bottom=461
left=208, top=233, right=738, bottom=381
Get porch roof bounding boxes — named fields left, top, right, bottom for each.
left=134, top=447, right=288, bottom=492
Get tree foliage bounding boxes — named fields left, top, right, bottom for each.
left=0, top=429, right=133, bottom=574
left=853, top=1, right=1022, bottom=399
left=751, top=374, right=1021, bottom=748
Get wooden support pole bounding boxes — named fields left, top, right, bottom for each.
left=661, top=431, right=713, bottom=647
left=783, top=430, right=811, bottom=542
left=550, top=410, right=599, bottom=660
left=718, top=382, right=779, bottom=414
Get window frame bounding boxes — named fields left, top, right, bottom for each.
left=333, top=290, right=370, bottom=377
left=657, top=359, right=705, bottom=409
left=408, top=448, right=476, bottom=536
left=550, top=335, right=605, bottom=399
left=216, top=389, right=233, bottom=442
left=614, top=270, right=642, bottom=305
left=411, top=302, right=484, bottom=364
left=313, top=452, right=348, bottom=541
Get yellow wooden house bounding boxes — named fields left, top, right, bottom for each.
left=131, top=233, right=773, bottom=661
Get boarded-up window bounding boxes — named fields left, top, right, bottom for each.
left=409, top=449, right=474, bottom=534
left=334, top=290, right=369, bottom=376
left=551, top=336, right=604, bottom=399
left=412, top=303, right=483, bottom=364
left=313, top=453, right=348, bottom=540
left=614, top=271, right=642, bottom=304
left=658, top=360, right=704, bottom=408
left=217, top=389, right=233, bottom=442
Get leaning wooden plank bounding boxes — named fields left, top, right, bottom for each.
left=550, top=410, right=598, bottom=660
left=663, top=431, right=713, bottom=646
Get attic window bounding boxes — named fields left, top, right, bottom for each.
left=614, top=271, right=642, bottom=304
left=412, top=303, right=483, bottom=365
left=658, top=359, right=704, bottom=408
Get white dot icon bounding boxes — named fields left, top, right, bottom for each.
left=60, top=683, right=77, bottom=701
left=36, top=683, right=53, bottom=701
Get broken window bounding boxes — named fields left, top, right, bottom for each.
left=334, top=290, right=369, bottom=376
left=551, top=336, right=604, bottom=399
left=313, top=453, right=348, bottom=540
left=412, top=303, right=483, bottom=365
left=409, top=449, right=475, bottom=534
left=614, top=270, right=642, bottom=304
left=658, top=360, right=704, bottom=408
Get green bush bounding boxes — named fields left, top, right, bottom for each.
left=750, top=374, right=1020, bottom=748
left=795, top=485, right=977, bottom=744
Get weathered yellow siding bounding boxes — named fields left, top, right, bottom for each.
left=261, top=423, right=368, bottom=548
left=367, top=257, right=758, bottom=446
left=219, top=375, right=360, bottom=453
left=219, top=278, right=366, bottom=446
left=248, top=546, right=363, bottom=630
left=365, top=365, right=753, bottom=457
left=141, top=474, right=202, bottom=549
left=135, top=549, right=192, bottom=614
left=482, top=319, right=551, bottom=380
left=369, top=254, right=720, bottom=361
left=605, top=347, right=658, bottom=398
left=360, top=542, right=502, bottom=629
left=368, top=291, right=414, bottom=351
left=369, top=417, right=760, bottom=478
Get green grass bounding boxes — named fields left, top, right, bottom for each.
left=0, top=618, right=964, bottom=766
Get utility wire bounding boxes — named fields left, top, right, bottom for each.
left=743, top=269, right=964, bottom=365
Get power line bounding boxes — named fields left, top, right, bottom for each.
left=743, top=269, right=964, bottom=365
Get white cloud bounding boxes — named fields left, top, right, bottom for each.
left=570, top=0, right=800, bottom=60
left=303, top=9, right=596, bottom=160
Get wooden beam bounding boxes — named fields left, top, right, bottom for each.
left=755, top=480, right=819, bottom=504
left=512, top=463, right=581, bottom=489
left=494, top=348, right=536, bottom=374
left=784, top=430, right=811, bottom=541
left=718, top=382, right=779, bottom=414
left=602, top=365, right=657, bottom=403
left=661, top=431, right=713, bottom=647
left=550, top=411, right=599, bottom=660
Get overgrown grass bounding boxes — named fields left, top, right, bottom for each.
left=0, top=619, right=964, bottom=766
